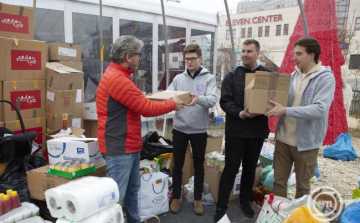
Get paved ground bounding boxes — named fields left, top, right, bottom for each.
left=145, top=200, right=260, bottom=223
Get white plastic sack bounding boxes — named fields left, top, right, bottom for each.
left=278, top=195, right=314, bottom=220
left=138, top=172, right=169, bottom=221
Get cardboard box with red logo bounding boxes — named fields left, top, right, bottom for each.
left=0, top=38, right=47, bottom=81
left=46, top=62, right=83, bottom=90
left=46, top=87, right=76, bottom=115
left=0, top=3, right=34, bottom=40
left=46, top=112, right=73, bottom=134
left=48, top=42, right=82, bottom=62
left=5, top=117, right=46, bottom=149
left=2, top=80, right=45, bottom=122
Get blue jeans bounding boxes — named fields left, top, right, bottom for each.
left=102, top=152, right=141, bottom=223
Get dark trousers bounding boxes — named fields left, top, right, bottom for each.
left=172, top=129, right=207, bottom=200
left=217, top=136, right=264, bottom=209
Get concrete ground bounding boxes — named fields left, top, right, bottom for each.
left=145, top=200, right=260, bottom=223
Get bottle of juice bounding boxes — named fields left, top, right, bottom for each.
left=0, top=196, right=3, bottom=216
left=6, top=189, right=13, bottom=195
left=2, top=195, right=12, bottom=214
left=10, top=191, right=21, bottom=209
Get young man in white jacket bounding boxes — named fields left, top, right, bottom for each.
left=265, top=37, right=336, bottom=198
left=168, top=44, right=218, bottom=215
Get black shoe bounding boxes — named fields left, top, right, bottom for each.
left=214, top=208, right=226, bottom=222
left=240, top=202, right=255, bottom=218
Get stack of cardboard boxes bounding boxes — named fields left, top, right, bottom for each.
left=45, top=42, right=84, bottom=134
left=0, top=3, right=47, bottom=149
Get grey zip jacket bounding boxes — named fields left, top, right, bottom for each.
left=275, top=66, right=335, bottom=151
left=167, top=67, right=219, bottom=134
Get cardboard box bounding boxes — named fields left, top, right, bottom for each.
left=0, top=122, right=4, bottom=127
left=46, top=112, right=73, bottom=133
left=3, top=80, right=45, bottom=122
left=245, top=72, right=291, bottom=114
left=58, top=61, right=83, bottom=71
left=147, top=91, right=192, bottom=104
left=46, top=87, right=76, bottom=115
left=0, top=38, right=47, bottom=81
left=73, top=110, right=84, bottom=129
left=75, top=82, right=84, bottom=111
left=27, top=164, right=107, bottom=201
left=48, top=42, right=82, bottom=62
left=182, top=135, right=223, bottom=185
left=204, top=165, right=262, bottom=202
left=46, top=62, right=83, bottom=90
left=5, top=117, right=46, bottom=149
left=84, top=102, right=97, bottom=120
left=0, top=3, right=34, bottom=40
left=47, top=138, right=105, bottom=166
left=0, top=81, right=2, bottom=122
left=83, top=120, right=98, bottom=138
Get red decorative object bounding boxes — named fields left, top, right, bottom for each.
left=268, top=0, right=347, bottom=145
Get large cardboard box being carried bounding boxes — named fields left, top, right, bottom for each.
left=48, top=42, right=82, bottom=62
left=3, top=80, right=45, bottom=122
left=46, top=62, right=83, bottom=90
left=27, top=164, right=107, bottom=200
left=5, top=117, right=46, bottom=149
left=47, top=138, right=104, bottom=166
left=204, top=165, right=262, bottom=202
left=182, top=135, right=223, bottom=185
left=46, top=87, right=76, bottom=115
left=0, top=38, right=47, bottom=81
left=0, top=3, right=34, bottom=40
left=147, top=91, right=192, bottom=104
left=245, top=71, right=291, bottom=114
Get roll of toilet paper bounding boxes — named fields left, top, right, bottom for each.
left=56, top=204, right=124, bottom=223
left=45, top=176, right=103, bottom=218
left=61, top=177, right=119, bottom=221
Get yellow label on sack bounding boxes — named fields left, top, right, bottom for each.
left=14, top=39, right=19, bottom=46
left=12, top=81, right=17, bottom=90
left=100, top=45, right=104, bottom=61
left=34, top=80, right=38, bottom=89
left=15, top=120, right=20, bottom=128
left=156, top=179, right=162, bottom=184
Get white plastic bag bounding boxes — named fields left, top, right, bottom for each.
left=138, top=172, right=169, bottom=221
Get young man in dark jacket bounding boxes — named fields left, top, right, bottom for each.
left=214, top=39, right=271, bottom=222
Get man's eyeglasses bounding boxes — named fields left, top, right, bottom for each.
left=133, top=53, right=142, bottom=57
left=185, top=57, right=199, bottom=63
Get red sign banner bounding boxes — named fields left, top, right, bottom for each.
left=0, top=12, right=29, bottom=34
left=10, top=90, right=41, bottom=111
left=11, top=50, right=41, bottom=70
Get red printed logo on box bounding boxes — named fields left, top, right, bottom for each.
left=0, top=12, right=29, bottom=34
left=10, top=90, right=41, bottom=111
left=11, top=50, right=41, bottom=70
left=14, top=127, right=43, bottom=145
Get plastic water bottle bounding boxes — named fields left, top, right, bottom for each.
left=2, top=195, right=12, bottom=214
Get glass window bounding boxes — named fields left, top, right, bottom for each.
left=283, top=24, right=289, bottom=35
left=258, top=26, right=263, bottom=37
left=191, top=29, right=215, bottom=74
left=276, top=25, right=281, bottom=36
left=226, top=30, right=230, bottom=40
left=265, top=26, right=270, bottom=37
left=35, top=8, right=65, bottom=42
left=247, top=27, right=252, bottom=38
left=356, top=18, right=360, bottom=31
left=73, top=13, right=113, bottom=102
left=241, top=28, right=246, bottom=38
left=120, top=20, right=153, bottom=93
left=158, top=25, right=186, bottom=90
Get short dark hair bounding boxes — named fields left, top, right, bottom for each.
left=183, top=44, right=202, bottom=57
left=294, top=37, right=321, bottom=63
left=243, top=39, right=260, bottom=51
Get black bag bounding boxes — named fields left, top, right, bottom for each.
left=0, top=100, right=38, bottom=163
left=141, top=131, right=173, bottom=160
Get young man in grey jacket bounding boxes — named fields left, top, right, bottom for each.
left=265, top=37, right=335, bottom=198
left=168, top=44, right=218, bottom=215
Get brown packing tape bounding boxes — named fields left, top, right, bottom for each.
left=0, top=3, right=2, bottom=11
left=69, top=83, right=73, bottom=90
left=19, top=6, right=24, bottom=16
left=267, top=73, right=279, bottom=103
left=33, top=110, right=37, bottom=118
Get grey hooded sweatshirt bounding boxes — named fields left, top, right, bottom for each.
left=275, top=66, right=335, bottom=151
left=167, top=66, right=219, bottom=134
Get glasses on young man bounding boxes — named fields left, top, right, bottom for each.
left=185, top=57, right=199, bottom=63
